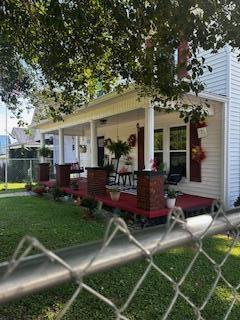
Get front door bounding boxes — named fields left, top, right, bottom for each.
left=97, top=136, right=105, bottom=167
left=138, top=127, right=144, bottom=170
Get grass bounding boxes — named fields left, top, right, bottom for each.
left=0, top=182, right=26, bottom=193
left=0, top=196, right=239, bottom=319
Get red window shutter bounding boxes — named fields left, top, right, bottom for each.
left=190, top=122, right=201, bottom=182
left=178, top=41, right=189, bottom=78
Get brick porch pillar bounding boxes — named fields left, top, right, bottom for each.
left=87, top=167, right=107, bottom=196
left=38, top=163, right=50, bottom=182
left=56, top=164, right=71, bottom=187
left=137, top=171, right=165, bottom=211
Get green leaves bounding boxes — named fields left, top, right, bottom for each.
left=1, top=0, right=240, bottom=121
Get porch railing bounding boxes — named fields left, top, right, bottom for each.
left=0, top=202, right=239, bottom=319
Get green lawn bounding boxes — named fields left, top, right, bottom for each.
left=0, top=182, right=25, bottom=193
left=0, top=197, right=239, bottom=319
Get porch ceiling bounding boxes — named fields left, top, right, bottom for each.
left=50, top=108, right=146, bottom=136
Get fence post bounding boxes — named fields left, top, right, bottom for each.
left=29, top=159, right=33, bottom=182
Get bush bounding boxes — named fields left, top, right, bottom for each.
left=50, top=187, right=64, bottom=201
left=81, top=197, right=98, bottom=214
left=32, top=184, right=45, bottom=195
left=234, top=196, right=240, bottom=207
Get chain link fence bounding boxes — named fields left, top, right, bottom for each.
left=0, top=202, right=239, bottom=319
left=0, top=158, right=54, bottom=185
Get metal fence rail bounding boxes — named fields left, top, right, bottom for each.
left=0, top=202, right=239, bottom=319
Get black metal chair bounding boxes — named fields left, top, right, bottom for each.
left=108, top=158, right=119, bottom=185
left=166, top=166, right=183, bottom=185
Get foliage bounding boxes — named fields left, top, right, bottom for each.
left=81, top=196, right=98, bottom=213
left=106, top=185, right=121, bottom=193
left=24, top=182, right=32, bottom=191
left=106, top=139, right=131, bottom=160
left=2, top=1, right=240, bottom=123
left=0, top=197, right=239, bottom=319
left=39, top=146, right=51, bottom=158
left=50, top=186, right=64, bottom=201
left=167, top=189, right=178, bottom=199
left=151, top=159, right=165, bottom=173
left=125, top=156, right=133, bottom=165
left=32, top=184, right=45, bottom=195
left=234, top=196, right=240, bottom=208
left=70, top=180, right=79, bottom=190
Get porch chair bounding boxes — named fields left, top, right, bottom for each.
left=108, top=158, right=119, bottom=185
left=165, top=165, right=183, bottom=185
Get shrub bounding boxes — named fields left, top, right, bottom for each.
left=81, top=197, right=98, bottom=214
left=32, top=184, right=45, bottom=195
left=234, top=196, right=240, bottom=207
left=50, top=187, right=64, bottom=201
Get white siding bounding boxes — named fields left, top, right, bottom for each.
left=227, top=51, right=240, bottom=206
left=197, top=47, right=228, bottom=95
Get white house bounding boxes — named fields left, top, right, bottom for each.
left=32, top=45, right=240, bottom=208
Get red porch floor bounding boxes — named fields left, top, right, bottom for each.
left=42, top=179, right=214, bottom=219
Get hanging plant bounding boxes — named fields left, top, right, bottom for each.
left=39, top=146, right=51, bottom=158
left=79, top=144, right=87, bottom=153
left=127, top=134, right=136, bottom=147
left=191, top=145, right=206, bottom=163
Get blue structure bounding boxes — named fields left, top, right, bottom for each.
left=0, top=135, right=10, bottom=155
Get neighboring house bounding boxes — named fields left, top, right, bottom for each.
left=9, top=127, right=53, bottom=158
left=32, top=45, right=240, bottom=208
left=0, top=135, right=10, bottom=155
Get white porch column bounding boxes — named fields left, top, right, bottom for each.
left=59, top=128, right=65, bottom=164
left=144, top=103, right=154, bottom=170
left=40, top=132, right=45, bottom=163
left=90, top=120, right=98, bottom=167
left=75, top=136, right=80, bottom=163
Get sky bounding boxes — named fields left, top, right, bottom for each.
left=0, top=103, right=34, bottom=136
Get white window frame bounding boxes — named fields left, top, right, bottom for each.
left=154, top=123, right=189, bottom=180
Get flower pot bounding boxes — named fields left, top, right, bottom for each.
left=166, top=198, right=176, bottom=209
left=109, top=191, right=121, bottom=201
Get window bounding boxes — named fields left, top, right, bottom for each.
left=170, top=126, right=187, bottom=176
left=154, top=129, right=163, bottom=167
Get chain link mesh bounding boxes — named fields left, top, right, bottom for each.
left=1, top=201, right=240, bottom=319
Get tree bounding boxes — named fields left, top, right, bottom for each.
left=1, top=0, right=240, bottom=123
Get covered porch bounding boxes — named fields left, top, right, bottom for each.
left=35, top=89, right=226, bottom=217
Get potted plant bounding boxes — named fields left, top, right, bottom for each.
left=106, top=139, right=132, bottom=169
left=39, top=146, right=51, bottom=159
left=166, top=189, right=177, bottom=209
left=106, top=185, right=121, bottom=201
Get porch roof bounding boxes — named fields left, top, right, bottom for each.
left=32, top=87, right=228, bottom=134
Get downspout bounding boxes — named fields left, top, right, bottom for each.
left=223, top=45, right=231, bottom=207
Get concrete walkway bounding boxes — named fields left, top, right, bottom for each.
left=0, top=191, right=32, bottom=198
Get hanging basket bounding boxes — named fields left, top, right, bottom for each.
left=79, top=145, right=87, bottom=153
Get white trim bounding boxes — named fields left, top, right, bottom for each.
left=154, top=123, right=188, bottom=179
left=222, top=45, right=231, bottom=206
